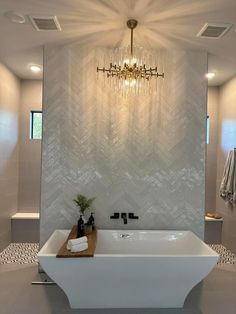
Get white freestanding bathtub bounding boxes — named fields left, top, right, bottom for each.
left=38, top=229, right=219, bottom=309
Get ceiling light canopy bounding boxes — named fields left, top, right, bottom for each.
left=97, top=19, right=164, bottom=93
left=4, top=11, right=25, bottom=24
left=30, top=65, right=42, bottom=73
left=206, top=72, right=215, bottom=79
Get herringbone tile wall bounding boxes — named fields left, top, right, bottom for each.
left=40, top=44, right=207, bottom=246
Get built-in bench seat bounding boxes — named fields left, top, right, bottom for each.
left=205, top=216, right=223, bottom=222
left=11, top=212, right=40, bottom=220
left=11, top=212, right=39, bottom=243
left=204, top=215, right=223, bottom=244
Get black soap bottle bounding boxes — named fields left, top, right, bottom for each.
left=77, top=215, right=85, bottom=238
left=88, top=212, right=95, bottom=230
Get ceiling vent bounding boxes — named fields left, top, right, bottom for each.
left=29, top=15, right=61, bottom=31
left=197, top=23, right=232, bottom=38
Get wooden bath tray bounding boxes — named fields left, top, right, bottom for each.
left=56, top=226, right=97, bottom=258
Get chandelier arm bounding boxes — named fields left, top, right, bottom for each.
left=97, top=18, right=164, bottom=87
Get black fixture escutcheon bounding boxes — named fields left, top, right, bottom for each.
left=110, top=212, right=120, bottom=219
left=128, top=213, right=139, bottom=219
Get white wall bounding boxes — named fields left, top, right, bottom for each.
left=0, top=63, right=20, bottom=250
left=206, top=87, right=219, bottom=213
left=216, top=77, right=236, bottom=253
left=18, top=80, right=42, bottom=212
left=40, top=44, right=207, bottom=246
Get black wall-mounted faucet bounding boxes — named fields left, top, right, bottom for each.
left=110, top=212, right=139, bottom=224
left=121, top=213, right=128, bottom=224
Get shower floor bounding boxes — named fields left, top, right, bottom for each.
left=209, top=244, right=236, bottom=264
left=0, top=243, right=235, bottom=265
left=0, top=243, right=39, bottom=264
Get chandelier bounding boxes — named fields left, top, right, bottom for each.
left=97, top=19, right=164, bottom=89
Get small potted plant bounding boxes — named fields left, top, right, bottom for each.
left=73, top=194, right=95, bottom=222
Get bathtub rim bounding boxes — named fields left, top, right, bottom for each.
left=38, top=229, right=219, bottom=259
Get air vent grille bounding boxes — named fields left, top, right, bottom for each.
left=29, top=15, right=61, bottom=31
left=197, top=23, right=232, bottom=38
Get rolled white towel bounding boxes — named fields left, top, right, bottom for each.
left=70, top=242, right=88, bottom=253
left=67, top=236, right=88, bottom=250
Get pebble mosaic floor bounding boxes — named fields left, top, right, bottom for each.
left=0, top=243, right=235, bottom=265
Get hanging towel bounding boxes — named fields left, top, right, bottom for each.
left=220, top=150, right=236, bottom=204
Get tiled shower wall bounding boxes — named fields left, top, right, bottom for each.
left=40, top=44, right=207, bottom=246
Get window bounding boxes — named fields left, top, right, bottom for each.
left=206, top=115, right=210, bottom=144
left=30, top=111, right=42, bottom=140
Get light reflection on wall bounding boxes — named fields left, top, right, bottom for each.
left=0, top=111, right=18, bottom=142
left=0, top=111, right=18, bottom=170
left=221, top=120, right=236, bottom=152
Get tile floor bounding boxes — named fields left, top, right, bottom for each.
left=0, top=263, right=236, bottom=314
left=209, top=244, right=236, bottom=264
left=0, top=243, right=39, bottom=264
left=1, top=243, right=236, bottom=265
left=0, top=244, right=236, bottom=314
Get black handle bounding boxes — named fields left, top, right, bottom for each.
left=121, top=213, right=127, bottom=224
left=110, top=212, right=120, bottom=219
left=128, top=213, right=139, bottom=219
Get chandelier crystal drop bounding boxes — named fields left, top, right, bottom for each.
left=97, top=19, right=164, bottom=92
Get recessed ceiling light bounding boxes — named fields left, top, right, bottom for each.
left=4, top=11, right=25, bottom=24
left=206, top=72, right=215, bottom=79
left=30, top=65, right=42, bottom=73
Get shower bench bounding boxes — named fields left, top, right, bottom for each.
left=204, top=215, right=223, bottom=244
left=11, top=212, right=39, bottom=243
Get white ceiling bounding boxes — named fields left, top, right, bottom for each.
left=0, top=0, right=236, bottom=85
